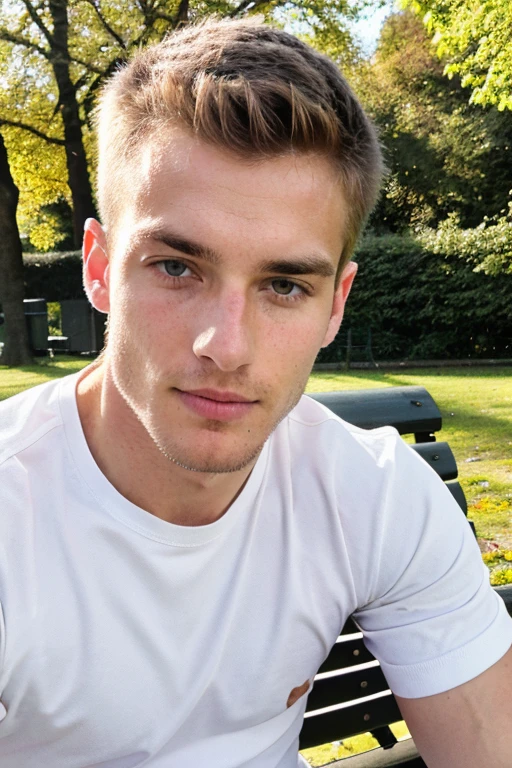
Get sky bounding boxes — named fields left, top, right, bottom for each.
left=350, top=1, right=395, bottom=55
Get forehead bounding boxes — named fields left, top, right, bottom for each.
left=114, top=128, right=346, bottom=262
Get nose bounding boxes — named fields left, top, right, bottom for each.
left=192, top=291, right=254, bottom=371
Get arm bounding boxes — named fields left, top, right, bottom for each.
left=396, top=644, right=512, bottom=767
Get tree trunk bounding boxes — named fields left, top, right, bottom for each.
left=0, top=132, right=32, bottom=367
left=50, top=0, right=97, bottom=248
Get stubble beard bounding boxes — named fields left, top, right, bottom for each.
left=157, top=437, right=266, bottom=474
left=108, top=338, right=312, bottom=475
left=147, top=383, right=305, bottom=474
left=119, top=377, right=308, bottom=475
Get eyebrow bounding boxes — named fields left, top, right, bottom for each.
left=136, top=228, right=336, bottom=278
left=257, top=258, right=335, bottom=278
left=139, top=229, right=220, bottom=264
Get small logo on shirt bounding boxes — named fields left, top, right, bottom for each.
left=286, top=679, right=310, bottom=708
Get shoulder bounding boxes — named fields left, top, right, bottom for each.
left=283, top=393, right=472, bottom=598
left=285, top=393, right=408, bottom=480
left=281, top=393, right=429, bottom=551
left=0, top=373, right=80, bottom=597
left=0, top=375, right=70, bottom=468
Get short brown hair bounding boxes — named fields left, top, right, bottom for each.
left=96, top=17, right=383, bottom=272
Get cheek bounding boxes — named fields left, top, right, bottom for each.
left=260, top=316, right=328, bottom=373
left=110, top=284, right=190, bottom=345
left=263, top=304, right=331, bottom=349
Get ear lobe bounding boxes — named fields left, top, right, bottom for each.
left=321, top=261, right=358, bottom=349
left=83, top=219, right=110, bottom=314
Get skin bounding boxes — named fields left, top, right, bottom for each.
left=396, top=644, right=512, bottom=767
left=78, top=128, right=356, bottom=526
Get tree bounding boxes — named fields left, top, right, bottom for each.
left=403, top=0, right=512, bottom=111
left=2, top=121, right=71, bottom=252
left=0, top=2, right=97, bottom=247
left=0, top=132, right=32, bottom=366
left=0, top=0, right=362, bottom=250
left=354, top=11, right=512, bottom=232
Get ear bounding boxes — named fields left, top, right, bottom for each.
left=83, top=218, right=110, bottom=313
left=321, top=261, right=358, bottom=348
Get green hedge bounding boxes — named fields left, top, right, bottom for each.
left=23, top=250, right=84, bottom=301
left=318, top=233, right=512, bottom=362
left=19, top=237, right=512, bottom=361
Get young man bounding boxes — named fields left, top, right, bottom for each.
left=0, top=18, right=511, bottom=768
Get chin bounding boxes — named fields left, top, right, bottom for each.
left=158, top=443, right=265, bottom=475
left=147, top=422, right=268, bottom=475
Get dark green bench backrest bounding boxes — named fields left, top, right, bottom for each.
left=309, top=386, right=441, bottom=441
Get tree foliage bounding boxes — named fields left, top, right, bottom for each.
left=355, top=11, right=512, bottom=232
left=0, top=0, right=363, bottom=250
left=2, top=126, right=71, bottom=252
left=416, top=208, right=512, bottom=276
left=402, top=0, right=512, bottom=111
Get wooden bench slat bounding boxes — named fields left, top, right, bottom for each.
left=308, top=387, right=441, bottom=436
left=496, top=584, right=512, bottom=612
left=299, top=692, right=403, bottom=750
left=410, top=442, right=458, bottom=481
left=340, top=618, right=359, bottom=635
left=317, top=636, right=374, bottom=673
left=306, top=666, right=389, bottom=711
left=445, top=480, right=468, bottom=515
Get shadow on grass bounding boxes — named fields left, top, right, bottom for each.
left=0, top=356, right=93, bottom=377
left=311, top=370, right=393, bottom=388
left=312, top=366, right=512, bottom=387
left=0, top=356, right=94, bottom=401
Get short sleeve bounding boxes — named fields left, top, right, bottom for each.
left=349, top=434, right=512, bottom=699
left=0, top=600, right=4, bottom=686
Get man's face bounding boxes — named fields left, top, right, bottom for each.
left=85, top=129, right=356, bottom=473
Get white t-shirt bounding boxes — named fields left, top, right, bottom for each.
left=0, top=371, right=510, bottom=768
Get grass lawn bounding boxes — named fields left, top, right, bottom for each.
left=301, top=721, right=410, bottom=766
left=0, top=356, right=91, bottom=401
left=2, top=359, right=511, bottom=765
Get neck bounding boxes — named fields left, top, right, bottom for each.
left=75, top=363, right=257, bottom=526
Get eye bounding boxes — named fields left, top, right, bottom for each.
left=271, top=279, right=302, bottom=297
left=163, top=260, right=188, bottom=277
left=157, top=260, right=192, bottom=278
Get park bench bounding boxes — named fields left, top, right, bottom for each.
left=299, top=385, right=512, bottom=767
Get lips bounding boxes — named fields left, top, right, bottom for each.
left=183, top=388, right=255, bottom=403
left=176, top=388, right=257, bottom=421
